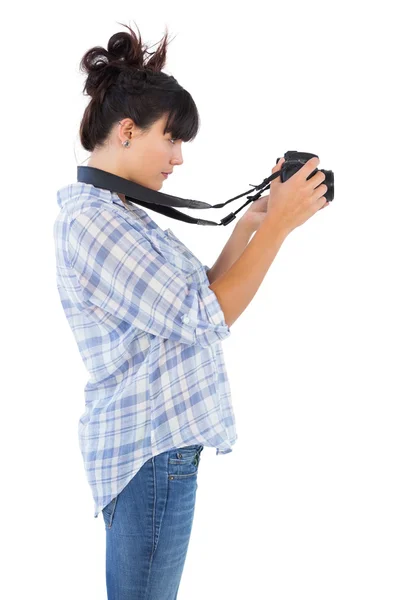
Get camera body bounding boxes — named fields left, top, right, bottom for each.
left=276, top=151, right=334, bottom=202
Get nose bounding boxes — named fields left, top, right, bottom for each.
left=172, top=145, right=184, bottom=167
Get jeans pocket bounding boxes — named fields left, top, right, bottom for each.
left=102, top=495, right=118, bottom=529
left=168, top=444, right=204, bottom=480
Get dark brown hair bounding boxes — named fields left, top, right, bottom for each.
left=78, top=21, right=200, bottom=210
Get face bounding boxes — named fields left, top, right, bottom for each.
left=117, top=113, right=184, bottom=191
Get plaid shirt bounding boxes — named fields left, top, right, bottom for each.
left=53, top=182, right=237, bottom=518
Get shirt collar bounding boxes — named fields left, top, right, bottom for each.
left=56, top=181, right=161, bottom=230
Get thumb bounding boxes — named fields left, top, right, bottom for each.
left=270, top=156, right=285, bottom=191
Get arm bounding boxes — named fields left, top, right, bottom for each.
left=206, top=222, right=254, bottom=285
left=68, top=207, right=231, bottom=348
left=209, top=214, right=288, bottom=328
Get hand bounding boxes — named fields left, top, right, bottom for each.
left=236, top=158, right=330, bottom=235
left=267, top=156, right=329, bottom=236
left=236, top=194, right=270, bottom=234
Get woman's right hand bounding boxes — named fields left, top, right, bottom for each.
left=266, top=156, right=329, bottom=237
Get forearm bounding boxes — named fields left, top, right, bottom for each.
left=209, top=215, right=288, bottom=328
left=206, top=223, right=254, bottom=285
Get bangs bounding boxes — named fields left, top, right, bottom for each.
left=163, top=89, right=200, bottom=143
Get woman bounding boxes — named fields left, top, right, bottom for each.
left=53, top=21, right=328, bottom=600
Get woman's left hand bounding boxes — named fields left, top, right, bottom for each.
left=236, top=194, right=270, bottom=234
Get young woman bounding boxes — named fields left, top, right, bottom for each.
left=53, top=21, right=328, bottom=600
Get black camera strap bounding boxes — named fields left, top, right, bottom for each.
left=77, top=165, right=281, bottom=227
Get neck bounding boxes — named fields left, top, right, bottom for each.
left=87, top=155, right=126, bottom=203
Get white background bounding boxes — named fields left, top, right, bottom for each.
left=2, top=1, right=400, bottom=598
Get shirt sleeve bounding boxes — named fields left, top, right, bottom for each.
left=67, top=207, right=231, bottom=348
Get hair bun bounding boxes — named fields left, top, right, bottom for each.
left=80, top=23, right=168, bottom=100
left=82, top=56, right=114, bottom=100
left=107, top=32, right=139, bottom=64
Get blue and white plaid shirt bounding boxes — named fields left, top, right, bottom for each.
left=53, top=182, right=238, bottom=518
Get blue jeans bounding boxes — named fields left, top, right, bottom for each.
left=102, top=444, right=204, bottom=600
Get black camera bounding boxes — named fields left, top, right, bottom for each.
left=276, top=151, right=334, bottom=202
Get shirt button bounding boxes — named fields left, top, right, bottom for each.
left=182, top=315, right=190, bottom=324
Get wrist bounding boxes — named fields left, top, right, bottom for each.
left=234, top=219, right=255, bottom=238
left=259, top=213, right=290, bottom=244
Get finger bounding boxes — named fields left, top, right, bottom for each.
left=292, top=156, right=320, bottom=183
left=318, top=198, right=329, bottom=210
left=306, top=170, right=326, bottom=192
